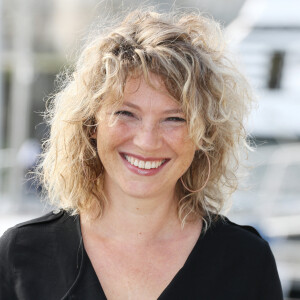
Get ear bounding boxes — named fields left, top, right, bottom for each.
left=90, top=126, right=97, bottom=139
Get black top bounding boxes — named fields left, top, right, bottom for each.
left=0, top=210, right=283, bottom=300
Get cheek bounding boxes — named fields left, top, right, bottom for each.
left=97, top=122, right=132, bottom=153
left=164, top=129, right=196, bottom=165
left=164, top=127, right=195, bottom=151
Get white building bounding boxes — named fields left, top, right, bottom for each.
left=228, top=0, right=300, bottom=139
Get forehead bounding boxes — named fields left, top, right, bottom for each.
left=123, top=74, right=181, bottom=109
left=124, top=73, right=164, bottom=92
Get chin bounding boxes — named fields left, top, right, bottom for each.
left=121, top=182, right=163, bottom=199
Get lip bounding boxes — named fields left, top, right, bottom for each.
left=120, top=152, right=170, bottom=176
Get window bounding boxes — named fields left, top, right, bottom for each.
left=268, top=50, right=285, bottom=89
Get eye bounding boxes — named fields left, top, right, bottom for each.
left=114, top=110, right=135, bottom=118
left=165, top=117, right=186, bottom=122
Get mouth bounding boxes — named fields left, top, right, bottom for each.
left=120, top=152, right=169, bottom=173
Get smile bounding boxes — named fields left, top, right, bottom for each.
left=124, top=154, right=166, bottom=170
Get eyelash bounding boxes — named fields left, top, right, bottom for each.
left=165, top=117, right=186, bottom=122
left=114, top=110, right=186, bottom=122
left=114, top=110, right=134, bottom=117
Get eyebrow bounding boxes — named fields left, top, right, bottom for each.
left=123, top=102, right=183, bottom=114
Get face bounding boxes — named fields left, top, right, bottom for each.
left=94, top=74, right=196, bottom=200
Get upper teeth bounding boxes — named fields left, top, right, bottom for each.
left=124, top=155, right=165, bottom=169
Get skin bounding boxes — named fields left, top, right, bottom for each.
left=81, top=73, right=202, bottom=299
left=95, top=74, right=196, bottom=203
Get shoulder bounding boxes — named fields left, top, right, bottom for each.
left=0, top=210, right=83, bottom=299
left=10, top=208, right=71, bottom=229
left=199, top=215, right=279, bottom=275
left=202, top=215, right=281, bottom=281
left=213, top=216, right=283, bottom=297
left=0, top=209, right=81, bottom=280
left=0, top=209, right=80, bottom=259
left=201, top=215, right=274, bottom=261
left=208, top=215, right=266, bottom=244
left=1, top=209, right=71, bottom=238
left=183, top=216, right=283, bottom=299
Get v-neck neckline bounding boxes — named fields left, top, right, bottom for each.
left=77, top=215, right=212, bottom=300
left=157, top=225, right=207, bottom=299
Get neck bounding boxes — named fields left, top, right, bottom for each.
left=81, top=185, right=183, bottom=245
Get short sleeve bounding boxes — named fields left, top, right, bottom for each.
left=0, top=228, right=18, bottom=300
left=258, top=242, right=283, bottom=300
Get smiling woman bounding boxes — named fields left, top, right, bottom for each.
left=38, top=11, right=252, bottom=224
left=95, top=74, right=196, bottom=202
left=0, top=9, right=283, bottom=300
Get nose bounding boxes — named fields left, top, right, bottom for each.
left=133, top=121, right=163, bottom=152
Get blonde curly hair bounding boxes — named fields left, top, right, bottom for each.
left=38, top=9, right=253, bottom=226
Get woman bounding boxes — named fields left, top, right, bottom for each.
left=0, top=10, right=283, bottom=300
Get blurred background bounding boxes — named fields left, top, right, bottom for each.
left=0, top=0, right=299, bottom=298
